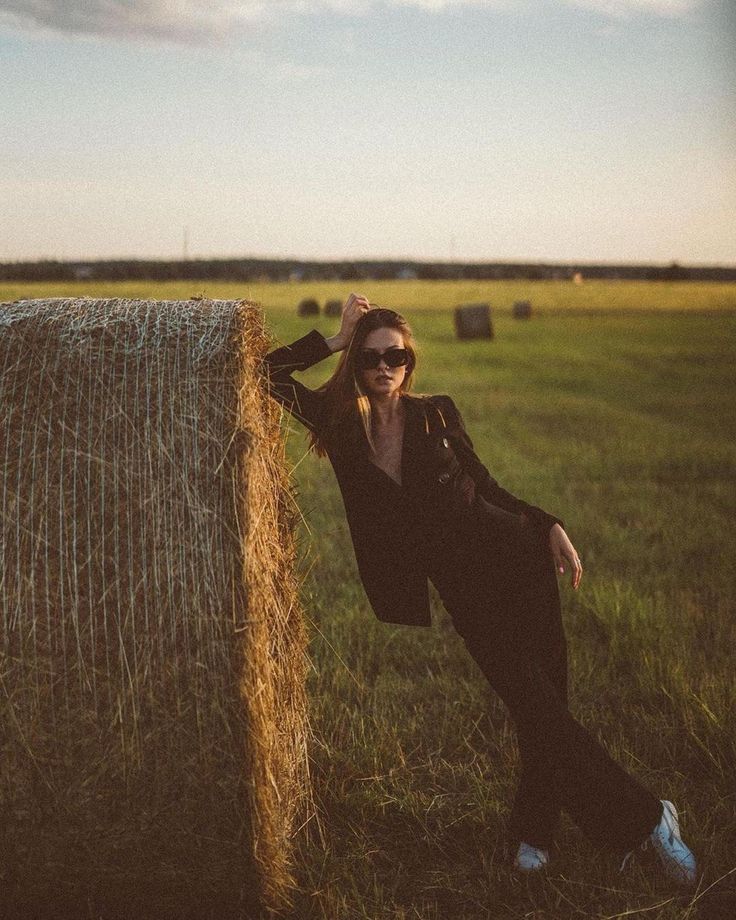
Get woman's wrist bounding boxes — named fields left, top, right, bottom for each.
left=324, top=332, right=347, bottom=353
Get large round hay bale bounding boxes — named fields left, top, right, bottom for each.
left=0, top=298, right=313, bottom=920
left=454, top=302, right=493, bottom=339
left=512, top=299, right=532, bottom=319
left=323, top=298, right=343, bottom=317
left=296, top=297, right=319, bottom=316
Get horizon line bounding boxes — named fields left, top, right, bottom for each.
left=3, top=255, right=735, bottom=270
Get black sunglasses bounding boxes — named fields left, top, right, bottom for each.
left=356, top=347, right=410, bottom=371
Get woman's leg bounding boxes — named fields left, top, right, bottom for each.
left=506, top=551, right=569, bottom=849
left=509, top=723, right=563, bottom=849
left=452, top=600, right=662, bottom=856
left=506, top=634, right=568, bottom=848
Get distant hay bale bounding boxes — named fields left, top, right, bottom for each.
left=324, top=298, right=343, bottom=317
left=512, top=300, right=532, bottom=319
left=0, top=298, right=313, bottom=920
left=297, top=298, right=319, bottom=316
left=454, top=302, right=494, bottom=340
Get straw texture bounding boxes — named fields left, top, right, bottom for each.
left=0, top=297, right=312, bottom=919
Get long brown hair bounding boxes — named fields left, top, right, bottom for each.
left=307, top=307, right=422, bottom=458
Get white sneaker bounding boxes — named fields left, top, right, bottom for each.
left=650, top=800, right=697, bottom=886
left=620, top=800, right=696, bottom=887
left=515, top=841, right=550, bottom=872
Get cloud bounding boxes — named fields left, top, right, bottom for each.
left=562, top=0, right=702, bottom=17
left=0, top=0, right=706, bottom=46
left=0, top=1, right=266, bottom=45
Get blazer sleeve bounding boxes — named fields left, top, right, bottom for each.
left=259, top=328, right=334, bottom=432
left=440, top=394, right=564, bottom=537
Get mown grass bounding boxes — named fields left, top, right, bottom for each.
left=264, top=305, right=735, bottom=920
left=4, top=282, right=734, bottom=918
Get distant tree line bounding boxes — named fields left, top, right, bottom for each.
left=1, top=258, right=734, bottom=283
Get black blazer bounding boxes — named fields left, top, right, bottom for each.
left=260, top=328, right=563, bottom=627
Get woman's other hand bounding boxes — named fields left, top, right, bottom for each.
left=549, top=523, right=583, bottom=589
left=337, top=292, right=371, bottom=345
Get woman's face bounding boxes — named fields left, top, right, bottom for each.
left=358, top=327, right=408, bottom=399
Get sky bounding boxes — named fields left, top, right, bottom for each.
left=1, top=0, right=734, bottom=264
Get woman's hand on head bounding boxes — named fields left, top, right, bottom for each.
left=338, top=293, right=371, bottom=345
left=549, top=523, right=583, bottom=590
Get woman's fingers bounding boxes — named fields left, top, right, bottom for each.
left=345, top=292, right=369, bottom=311
left=348, top=294, right=370, bottom=318
left=568, top=549, right=583, bottom=590
left=551, top=538, right=583, bottom=590
left=340, top=293, right=371, bottom=337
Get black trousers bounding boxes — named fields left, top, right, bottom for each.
left=426, top=526, right=663, bottom=855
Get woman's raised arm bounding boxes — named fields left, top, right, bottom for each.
left=260, top=329, right=340, bottom=432
left=259, top=292, right=371, bottom=432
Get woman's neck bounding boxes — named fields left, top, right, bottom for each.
left=369, top=392, right=404, bottom=426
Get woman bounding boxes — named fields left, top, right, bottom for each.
left=260, top=292, right=696, bottom=886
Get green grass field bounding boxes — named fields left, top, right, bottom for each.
left=4, top=281, right=735, bottom=918
left=274, top=304, right=735, bottom=920
left=2, top=277, right=736, bottom=315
